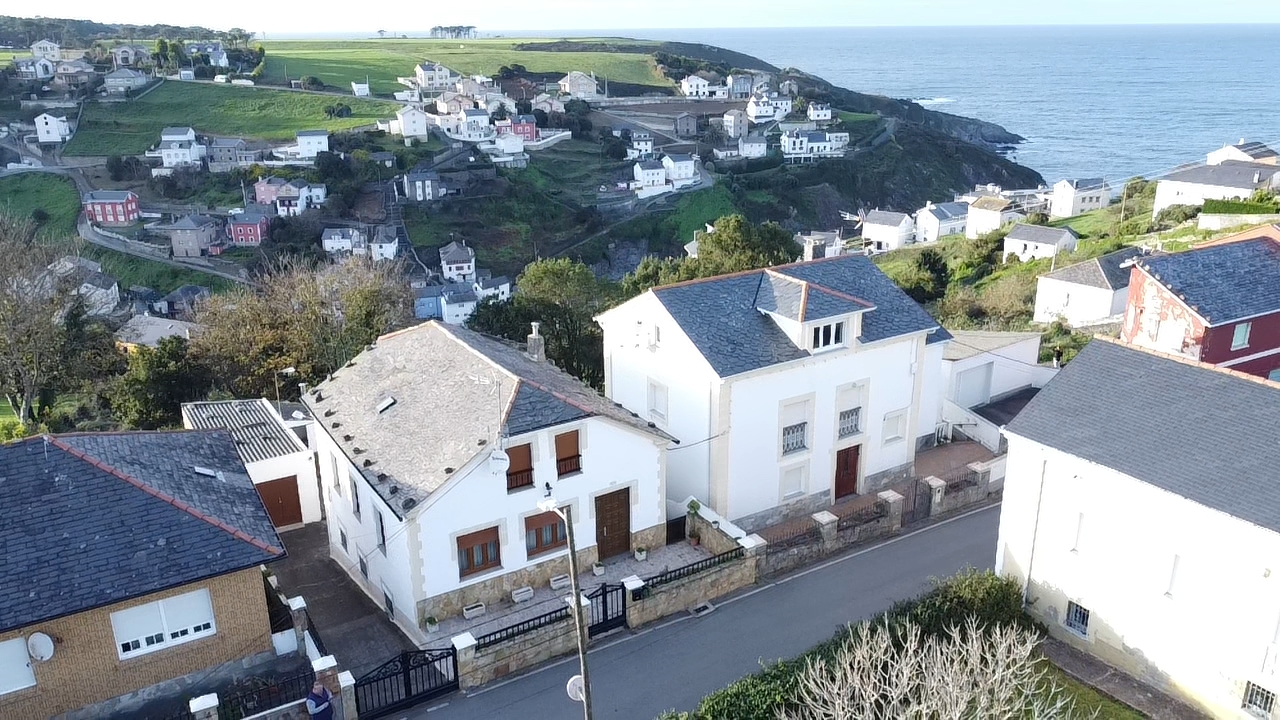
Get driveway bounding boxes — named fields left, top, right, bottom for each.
left=273, top=524, right=418, bottom=678
left=417, top=504, right=1000, bottom=719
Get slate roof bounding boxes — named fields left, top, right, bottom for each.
left=170, top=214, right=220, bottom=230
left=943, top=330, right=1042, bottom=362
left=865, top=210, right=910, bottom=226
left=182, top=399, right=308, bottom=465
left=970, top=196, right=1011, bottom=212
left=514, top=114, right=538, bottom=124
left=649, top=255, right=947, bottom=377
left=638, top=160, right=664, bottom=171
left=302, top=322, right=673, bottom=518
left=920, top=202, right=968, bottom=221
left=211, top=137, right=245, bottom=148
left=1060, top=178, right=1106, bottom=191
left=1162, top=160, right=1279, bottom=189
left=162, top=126, right=194, bottom=136
left=478, top=275, right=511, bottom=290
left=1005, top=223, right=1078, bottom=246
left=105, top=67, right=146, bottom=79
left=664, top=153, right=695, bottom=164
left=0, top=431, right=283, bottom=633
left=1042, top=246, right=1147, bottom=290
left=439, top=240, right=474, bottom=265
left=114, top=315, right=200, bottom=347
left=1228, top=141, right=1278, bottom=161
left=1005, top=340, right=1280, bottom=534
left=1134, top=237, right=1280, bottom=325
left=83, top=190, right=135, bottom=203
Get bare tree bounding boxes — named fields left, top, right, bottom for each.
left=0, top=216, right=72, bottom=423
left=780, top=618, right=1090, bottom=720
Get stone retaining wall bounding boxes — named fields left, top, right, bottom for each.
left=453, top=615, right=578, bottom=689
left=626, top=557, right=757, bottom=628
left=760, top=493, right=903, bottom=578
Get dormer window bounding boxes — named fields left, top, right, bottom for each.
left=811, top=321, right=845, bottom=350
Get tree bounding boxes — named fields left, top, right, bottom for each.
left=782, top=618, right=1083, bottom=719
left=532, top=109, right=549, bottom=128
left=377, top=30, right=386, bottom=38
left=490, top=104, right=510, bottom=122
left=619, top=215, right=799, bottom=297
left=1024, top=211, right=1049, bottom=225
left=301, top=75, right=323, bottom=91
left=108, top=336, right=212, bottom=429
left=515, top=98, right=532, bottom=115
left=516, top=258, right=603, bottom=309
left=912, top=248, right=950, bottom=301
left=29, top=208, right=49, bottom=227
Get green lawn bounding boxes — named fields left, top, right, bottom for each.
left=64, top=81, right=399, bottom=156
left=1042, top=660, right=1146, bottom=719
left=261, top=39, right=670, bottom=96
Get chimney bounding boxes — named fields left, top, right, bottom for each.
left=1240, top=137, right=1246, bottom=145
left=526, top=322, right=545, bottom=362
left=803, top=237, right=820, bottom=262
left=1255, top=171, right=1263, bottom=184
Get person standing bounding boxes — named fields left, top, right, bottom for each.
left=1052, top=347, right=1064, bottom=369
left=306, top=680, right=334, bottom=720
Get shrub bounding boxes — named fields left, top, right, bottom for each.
left=1152, top=203, right=1200, bottom=230
left=1201, top=198, right=1280, bottom=215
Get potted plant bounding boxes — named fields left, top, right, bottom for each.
left=634, top=546, right=648, bottom=562
left=687, top=498, right=702, bottom=546
left=688, top=530, right=700, bottom=547
left=592, top=561, right=605, bottom=576
left=424, top=615, right=439, bottom=634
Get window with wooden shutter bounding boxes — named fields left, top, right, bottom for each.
left=506, top=443, right=534, bottom=491
left=554, top=430, right=581, bottom=477
left=524, top=509, right=568, bottom=557
left=457, top=526, right=501, bottom=577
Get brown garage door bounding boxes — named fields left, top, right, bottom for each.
left=257, top=476, right=304, bottom=528
left=594, top=488, right=631, bottom=560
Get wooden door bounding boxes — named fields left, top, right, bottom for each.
left=257, top=476, right=304, bottom=528
left=594, top=489, right=631, bottom=560
left=834, top=446, right=861, bottom=500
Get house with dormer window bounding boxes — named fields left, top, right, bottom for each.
left=596, top=254, right=951, bottom=531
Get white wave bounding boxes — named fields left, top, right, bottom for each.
left=914, top=97, right=956, bottom=106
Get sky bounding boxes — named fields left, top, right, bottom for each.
left=31, top=0, right=1280, bottom=35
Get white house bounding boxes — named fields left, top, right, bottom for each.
left=807, top=103, right=833, bottom=122
left=722, top=109, right=748, bottom=139
left=30, top=39, right=61, bottom=61
left=392, top=105, right=430, bottom=138
left=295, top=130, right=330, bottom=159
left=1206, top=139, right=1278, bottom=166
left=939, top=330, right=1056, bottom=454
left=679, top=74, right=712, bottom=97
left=14, top=56, right=55, bottom=80
left=474, top=274, right=512, bottom=303
left=351, top=81, right=371, bottom=97
left=439, top=240, right=476, bottom=282
left=440, top=287, right=479, bottom=324
left=415, top=61, right=456, bottom=92
left=322, top=227, right=365, bottom=255
left=995, top=338, right=1280, bottom=720
left=746, top=92, right=793, bottom=123
left=662, top=153, right=698, bottom=187
left=435, top=91, right=472, bottom=116
left=558, top=71, right=599, bottom=99
left=1050, top=178, right=1110, bottom=218
left=626, top=131, right=654, bottom=160
left=1002, top=223, right=1079, bottom=263
left=452, top=109, right=493, bottom=142
left=779, top=130, right=849, bottom=161
left=1152, top=161, right=1280, bottom=218
left=103, top=67, right=149, bottom=93
left=367, top=224, right=399, bottom=261
left=274, top=179, right=327, bottom=217
left=181, top=399, right=322, bottom=529
left=633, top=160, right=668, bottom=195
left=49, top=257, right=119, bottom=316
left=34, top=113, right=71, bottom=143
left=301, top=321, right=671, bottom=639
left=914, top=201, right=968, bottom=244
left=149, top=127, right=207, bottom=168
left=403, top=170, right=445, bottom=204
left=861, top=210, right=915, bottom=253
left=595, top=254, right=950, bottom=532
left=1033, top=246, right=1147, bottom=327
left=967, top=196, right=1021, bottom=239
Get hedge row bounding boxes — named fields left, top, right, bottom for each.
left=659, top=569, right=1025, bottom=720
left=1202, top=198, right=1280, bottom=215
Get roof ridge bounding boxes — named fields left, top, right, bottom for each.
left=1092, top=336, right=1280, bottom=390
left=44, top=435, right=283, bottom=556
left=798, top=280, right=810, bottom=320
left=653, top=255, right=854, bottom=293
left=807, top=283, right=876, bottom=308
left=436, top=322, right=522, bottom=386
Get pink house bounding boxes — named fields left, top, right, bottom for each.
left=254, top=176, right=288, bottom=205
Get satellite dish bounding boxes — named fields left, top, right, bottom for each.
left=27, top=633, right=54, bottom=662
left=489, top=447, right=510, bottom=476
left=566, top=674, right=585, bottom=702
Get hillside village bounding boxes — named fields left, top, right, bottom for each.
left=3, top=20, right=1280, bottom=720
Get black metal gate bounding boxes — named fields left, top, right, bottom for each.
left=586, top=583, right=626, bottom=637
left=901, top=479, right=932, bottom=525
left=355, top=648, right=458, bottom=719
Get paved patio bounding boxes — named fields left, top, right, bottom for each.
left=433, top=542, right=711, bottom=640
left=913, top=440, right=996, bottom=481
left=272, top=524, right=418, bottom=677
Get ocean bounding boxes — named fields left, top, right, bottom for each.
left=608, top=25, right=1280, bottom=186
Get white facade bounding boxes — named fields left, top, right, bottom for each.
left=739, top=136, right=768, bottom=159
left=807, top=103, right=833, bottom=122
left=393, top=106, right=430, bottom=138
left=861, top=214, right=915, bottom=252
left=723, top=109, right=748, bottom=139
left=351, top=82, right=370, bottom=97
left=1002, top=232, right=1078, bottom=263
left=322, top=227, right=364, bottom=254
left=452, top=110, right=493, bottom=142
left=746, top=93, right=793, bottom=123
left=1050, top=179, right=1110, bottom=218
left=779, top=130, right=849, bottom=160
left=15, top=57, right=55, bottom=80
left=415, top=62, right=456, bottom=92
left=1153, top=176, right=1278, bottom=217
left=966, top=205, right=1022, bottom=239
left=34, top=113, right=71, bottom=143
left=626, top=132, right=654, bottom=159
left=680, top=75, right=711, bottom=97
left=662, top=155, right=698, bottom=182
left=30, top=39, right=61, bottom=61
left=914, top=203, right=968, bottom=244
left=1033, top=277, right=1125, bottom=326
left=996, top=432, right=1280, bottom=720
left=558, top=71, right=599, bottom=98
left=633, top=162, right=666, bottom=188
left=158, top=142, right=207, bottom=168
left=296, top=131, right=329, bottom=159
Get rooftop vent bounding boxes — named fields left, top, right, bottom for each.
left=389, top=486, right=400, bottom=495
left=314, top=391, right=324, bottom=402
left=403, top=498, right=418, bottom=510
left=377, top=472, right=388, bottom=482
left=376, top=396, right=396, bottom=414
left=324, top=409, right=336, bottom=417
left=362, top=459, right=373, bottom=467
left=476, top=438, right=486, bottom=446
left=444, top=466, right=455, bottom=474
left=331, top=422, right=341, bottom=429
left=353, top=447, right=365, bottom=454
left=193, top=466, right=218, bottom=477
left=343, top=434, right=353, bottom=442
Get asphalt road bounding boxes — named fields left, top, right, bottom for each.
left=416, top=504, right=1000, bottom=720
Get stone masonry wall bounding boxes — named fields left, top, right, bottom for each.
left=627, top=558, right=757, bottom=629
left=731, top=490, right=829, bottom=535
left=0, top=568, right=272, bottom=720
left=457, top=616, right=578, bottom=688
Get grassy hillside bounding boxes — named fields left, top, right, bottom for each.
left=261, top=39, right=670, bottom=96
left=65, top=81, right=398, bottom=156
left=0, top=173, right=232, bottom=293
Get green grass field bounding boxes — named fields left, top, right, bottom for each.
left=64, top=81, right=398, bottom=156
left=261, top=39, right=669, bottom=96
left=0, top=174, right=233, bottom=293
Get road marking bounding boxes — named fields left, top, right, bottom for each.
left=454, top=502, right=1001, bottom=700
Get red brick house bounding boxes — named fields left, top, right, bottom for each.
left=227, top=213, right=270, bottom=246
left=83, top=191, right=140, bottom=226
left=1121, top=236, right=1280, bottom=380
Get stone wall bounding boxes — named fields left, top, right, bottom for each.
left=453, top=616, right=579, bottom=689
left=864, top=459, right=914, bottom=494
left=759, top=493, right=903, bottom=578
left=627, top=557, right=757, bottom=628
left=731, top=489, right=829, bottom=534
left=1, top=568, right=273, bottom=720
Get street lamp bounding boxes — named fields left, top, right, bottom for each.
left=273, top=366, right=296, bottom=414
left=540, top=482, right=594, bottom=720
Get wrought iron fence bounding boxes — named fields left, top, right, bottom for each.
left=836, top=503, right=886, bottom=532
left=763, top=524, right=822, bottom=555
left=474, top=605, right=571, bottom=650
left=218, top=668, right=315, bottom=720
left=645, top=546, right=745, bottom=588
left=303, top=608, right=328, bottom=656
left=945, top=476, right=978, bottom=494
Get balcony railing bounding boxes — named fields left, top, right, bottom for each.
left=506, top=468, right=534, bottom=492
left=782, top=423, right=807, bottom=454
left=838, top=408, right=862, bottom=438
left=556, top=455, right=582, bottom=476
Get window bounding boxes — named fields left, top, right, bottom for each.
left=647, top=380, right=668, bottom=424
left=348, top=469, right=361, bottom=518
left=458, top=527, right=501, bottom=577
left=506, top=443, right=534, bottom=491
left=0, top=637, right=35, bottom=696
left=110, top=589, right=216, bottom=659
left=780, top=465, right=806, bottom=499
left=339, top=527, right=348, bottom=553
left=358, top=556, right=368, bottom=578
left=375, top=511, right=387, bottom=553
left=555, top=430, right=581, bottom=477
left=782, top=422, right=807, bottom=454
left=383, top=587, right=395, bottom=618
left=810, top=321, right=846, bottom=350
left=1064, top=601, right=1090, bottom=636
left=331, top=454, right=340, bottom=489
left=525, top=509, right=568, bottom=557
left=838, top=408, right=861, bottom=438
left=1269, top=369, right=1280, bottom=382
left=1233, top=322, right=1252, bottom=350
left=1244, top=682, right=1276, bottom=717
left=882, top=410, right=907, bottom=444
